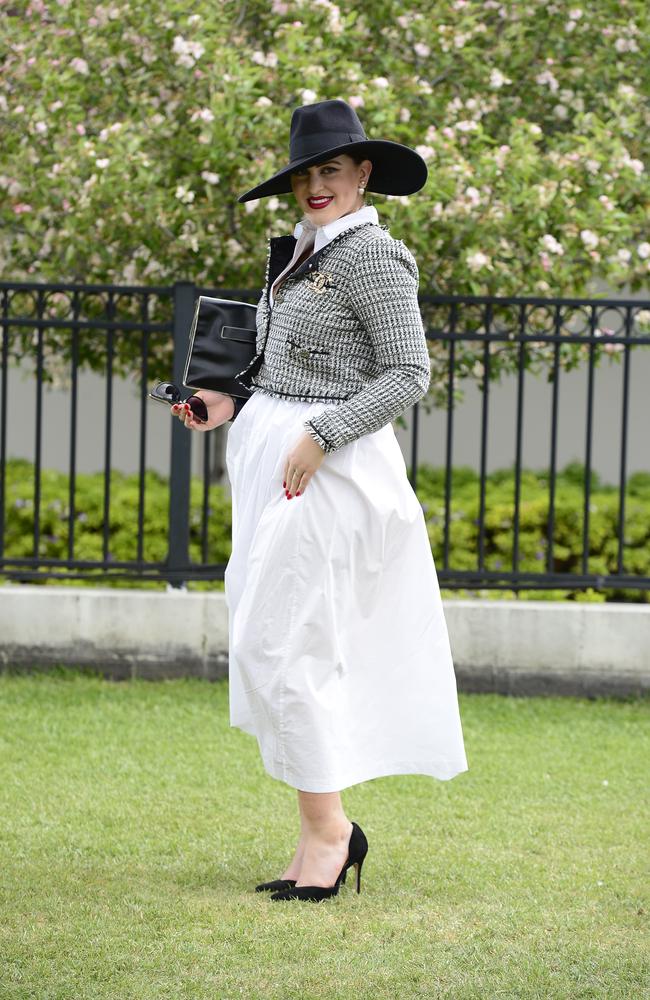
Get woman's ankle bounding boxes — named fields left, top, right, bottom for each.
left=302, top=816, right=352, bottom=845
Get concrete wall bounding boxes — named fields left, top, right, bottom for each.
left=2, top=586, right=648, bottom=697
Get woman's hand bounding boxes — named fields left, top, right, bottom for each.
left=171, top=389, right=235, bottom=431
left=283, top=431, right=325, bottom=498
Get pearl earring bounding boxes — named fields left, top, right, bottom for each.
left=357, top=185, right=366, bottom=195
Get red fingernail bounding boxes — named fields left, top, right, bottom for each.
left=283, top=481, right=286, bottom=488
left=296, top=491, right=301, bottom=496
left=287, top=493, right=292, bottom=499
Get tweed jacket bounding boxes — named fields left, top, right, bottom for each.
left=230, top=220, right=431, bottom=454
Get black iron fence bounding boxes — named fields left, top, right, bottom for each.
left=1, top=280, right=649, bottom=592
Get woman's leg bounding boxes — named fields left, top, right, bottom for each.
left=292, top=790, right=353, bottom=888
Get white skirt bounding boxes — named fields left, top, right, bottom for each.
left=224, top=390, right=468, bottom=793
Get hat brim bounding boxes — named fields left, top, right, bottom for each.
left=237, top=139, right=428, bottom=203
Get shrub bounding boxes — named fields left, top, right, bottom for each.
left=2, top=459, right=648, bottom=601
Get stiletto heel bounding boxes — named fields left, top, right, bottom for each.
left=353, top=855, right=364, bottom=893
left=270, top=821, right=368, bottom=902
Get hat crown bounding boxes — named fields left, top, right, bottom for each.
left=289, top=99, right=367, bottom=163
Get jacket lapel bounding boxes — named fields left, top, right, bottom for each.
left=268, top=235, right=297, bottom=305
left=267, top=221, right=377, bottom=304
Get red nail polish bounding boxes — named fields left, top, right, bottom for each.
left=296, top=491, right=301, bottom=496
left=283, top=481, right=286, bottom=488
left=287, top=493, right=292, bottom=499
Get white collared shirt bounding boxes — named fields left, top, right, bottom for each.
left=269, top=203, right=379, bottom=308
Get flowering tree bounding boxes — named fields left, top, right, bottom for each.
left=1, top=0, right=649, bottom=381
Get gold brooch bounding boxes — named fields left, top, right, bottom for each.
left=306, top=270, right=334, bottom=294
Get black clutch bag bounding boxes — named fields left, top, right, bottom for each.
left=182, top=296, right=258, bottom=400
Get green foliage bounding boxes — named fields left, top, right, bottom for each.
left=2, top=1, right=648, bottom=296
left=3, top=458, right=231, bottom=582
left=3, top=1, right=648, bottom=403
left=416, top=461, right=650, bottom=602
left=3, top=458, right=649, bottom=601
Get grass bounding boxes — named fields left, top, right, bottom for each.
left=0, top=671, right=648, bottom=1000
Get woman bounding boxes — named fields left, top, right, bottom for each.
left=172, top=99, right=468, bottom=902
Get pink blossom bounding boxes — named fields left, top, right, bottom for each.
left=13, top=203, right=32, bottom=214
left=62, top=199, right=71, bottom=210
left=75, top=124, right=86, bottom=135
left=348, top=95, right=364, bottom=108
left=414, top=42, right=430, bottom=58
left=70, top=57, right=89, bottom=75
left=540, top=252, right=552, bottom=271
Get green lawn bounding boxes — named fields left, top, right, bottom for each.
left=0, top=671, right=648, bottom=1000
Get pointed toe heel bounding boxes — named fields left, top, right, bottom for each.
left=269, top=821, right=368, bottom=903
left=255, top=878, right=297, bottom=893
left=255, top=867, right=347, bottom=893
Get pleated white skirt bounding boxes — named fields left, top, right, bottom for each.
left=224, top=389, right=468, bottom=793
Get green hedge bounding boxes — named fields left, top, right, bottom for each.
left=2, top=459, right=649, bottom=602
left=416, top=462, right=650, bottom=603
left=2, top=459, right=231, bottom=589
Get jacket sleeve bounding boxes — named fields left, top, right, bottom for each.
left=302, top=238, right=431, bottom=453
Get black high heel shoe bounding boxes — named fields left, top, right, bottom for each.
left=255, top=878, right=297, bottom=893
left=255, top=868, right=347, bottom=893
left=270, top=821, right=368, bottom=902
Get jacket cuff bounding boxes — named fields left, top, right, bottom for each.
left=303, top=419, right=334, bottom=453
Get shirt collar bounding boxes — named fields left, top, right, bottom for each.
left=293, top=204, right=379, bottom=253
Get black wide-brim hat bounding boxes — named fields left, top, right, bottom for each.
left=238, top=98, right=428, bottom=203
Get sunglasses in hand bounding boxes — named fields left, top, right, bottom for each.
left=148, top=382, right=209, bottom=423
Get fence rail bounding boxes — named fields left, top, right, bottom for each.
left=1, top=280, right=649, bottom=593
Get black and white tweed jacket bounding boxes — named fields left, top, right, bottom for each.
left=230, top=220, right=431, bottom=454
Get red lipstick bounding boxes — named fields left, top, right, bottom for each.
left=307, top=196, right=334, bottom=210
